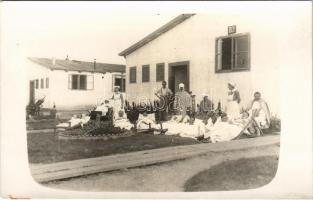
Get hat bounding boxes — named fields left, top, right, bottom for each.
left=179, top=83, right=184, bottom=88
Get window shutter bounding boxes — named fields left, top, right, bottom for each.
left=215, top=39, right=223, bottom=71
left=46, top=78, right=49, bottom=88
left=79, top=75, right=87, bottom=90
left=142, top=65, right=150, bottom=82
left=68, top=75, right=72, bottom=89
left=233, top=35, right=249, bottom=69
left=41, top=78, right=44, bottom=89
left=87, top=75, right=94, bottom=90
left=156, top=63, right=165, bottom=82
left=129, top=67, right=136, bottom=83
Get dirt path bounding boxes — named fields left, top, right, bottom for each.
left=44, top=144, right=279, bottom=192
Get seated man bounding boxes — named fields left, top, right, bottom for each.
left=247, top=92, right=271, bottom=129
left=137, top=111, right=160, bottom=130
left=114, top=110, right=133, bottom=130
left=199, top=95, right=212, bottom=117
left=95, top=99, right=111, bottom=116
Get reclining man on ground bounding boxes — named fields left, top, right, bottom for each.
left=199, top=112, right=253, bottom=143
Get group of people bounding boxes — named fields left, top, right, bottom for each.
left=91, top=80, right=271, bottom=142
left=153, top=81, right=271, bottom=130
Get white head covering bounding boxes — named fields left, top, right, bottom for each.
left=228, top=82, right=238, bottom=91
left=179, top=83, right=184, bottom=88
left=228, top=82, right=236, bottom=88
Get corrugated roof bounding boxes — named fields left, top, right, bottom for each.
left=28, top=57, right=126, bottom=73
left=118, top=14, right=195, bottom=57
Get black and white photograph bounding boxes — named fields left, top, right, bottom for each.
left=0, top=1, right=312, bottom=198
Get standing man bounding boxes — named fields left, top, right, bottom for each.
left=174, top=83, right=192, bottom=122
left=155, top=81, right=173, bottom=122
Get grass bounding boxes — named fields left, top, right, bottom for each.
left=26, top=119, right=68, bottom=130
left=27, top=133, right=198, bottom=164
left=184, top=156, right=278, bottom=191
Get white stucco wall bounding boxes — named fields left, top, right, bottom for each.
left=49, top=70, right=114, bottom=110
left=123, top=10, right=311, bottom=117
left=26, top=60, right=52, bottom=108
left=26, top=59, right=122, bottom=110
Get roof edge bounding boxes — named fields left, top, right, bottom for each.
left=118, top=13, right=196, bottom=57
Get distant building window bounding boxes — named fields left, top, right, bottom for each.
left=35, top=79, right=39, bottom=89
left=68, top=74, right=93, bottom=90
left=40, top=78, right=44, bottom=89
left=142, top=65, right=150, bottom=82
left=114, top=74, right=126, bottom=92
left=215, top=33, right=250, bottom=72
left=156, top=63, right=165, bottom=82
left=129, top=67, right=136, bottom=83
left=46, top=78, right=49, bottom=88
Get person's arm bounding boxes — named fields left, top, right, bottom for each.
left=167, top=88, right=173, bottom=96
left=154, top=89, right=161, bottom=98
left=233, top=91, right=241, bottom=104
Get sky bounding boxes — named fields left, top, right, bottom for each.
left=1, top=1, right=310, bottom=65
left=1, top=2, right=183, bottom=64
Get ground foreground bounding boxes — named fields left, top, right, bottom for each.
left=27, top=133, right=198, bottom=164
left=184, top=156, right=278, bottom=191
left=43, top=143, right=279, bottom=192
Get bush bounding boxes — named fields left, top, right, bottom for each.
left=270, top=116, right=281, bottom=132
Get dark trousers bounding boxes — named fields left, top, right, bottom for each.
left=158, top=95, right=169, bottom=122
left=159, top=110, right=168, bottom=122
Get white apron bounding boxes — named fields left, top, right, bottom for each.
left=226, top=90, right=240, bottom=120
left=112, top=92, right=122, bottom=119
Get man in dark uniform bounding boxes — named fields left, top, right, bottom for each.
left=155, top=81, right=173, bottom=122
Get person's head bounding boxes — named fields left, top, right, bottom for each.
left=114, top=86, right=120, bottom=93
left=228, top=82, right=235, bottom=90
left=104, top=99, right=109, bottom=104
left=179, top=83, right=185, bottom=91
left=118, top=110, right=124, bottom=118
left=254, top=91, right=261, bottom=101
left=162, top=81, right=167, bottom=88
left=189, top=117, right=195, bottom=125
left=241, top=111, right=249, bottom=119
left=204, top=96, right=208, bottom=100
left=221, top=113, right=228, bottom=122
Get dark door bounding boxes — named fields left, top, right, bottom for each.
left=168, top=62, right=189, bottom=94
left=29, top=81, right=35, bottom=105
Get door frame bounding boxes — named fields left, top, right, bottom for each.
left=29, top=80, right=35, bottom=105
left=168, top=61, right=190, bottom=93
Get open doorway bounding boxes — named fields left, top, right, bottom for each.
left=168, top=61, right=190, bottom=94
left=29, top=80, right=35, bottom=105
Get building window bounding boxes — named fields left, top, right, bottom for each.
left=35, top=79, right=39, bottom=89
left=68, top=74, right=94, bottom=90
left=40, top=78, right=44, bottom=89
left=129, top=66, right=136, bottom=83
left=46, top=78, right=49, bottom=88
left=156, top=63, right=165, bottom=82
left=215, top=33, right=250, bottom=72
left=114, top=74, right=126, bottom=92
left=142, top=65, right=150, bottom=82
